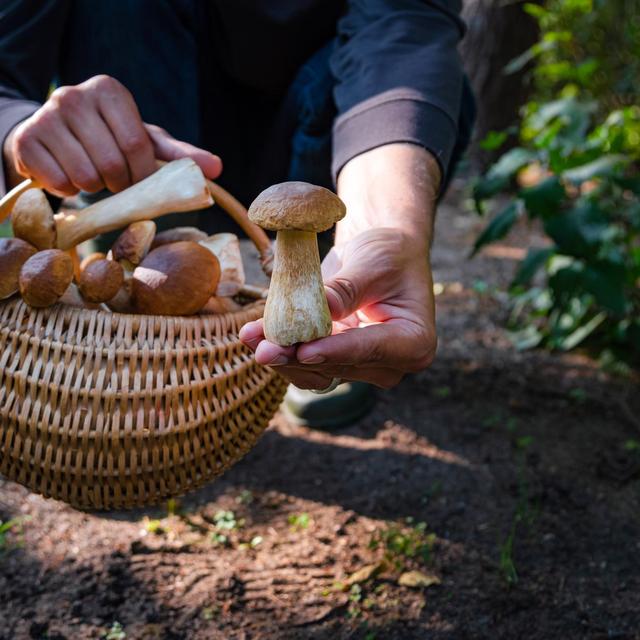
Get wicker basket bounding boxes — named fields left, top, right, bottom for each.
left=0, top=175, right=287, bottom=510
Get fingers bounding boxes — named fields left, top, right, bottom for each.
left=94, top=77, right=156, bottom=184
left=296, top=323, right=436, bottom=372
left=239, top=319, right=435, bottom=389
left=145, top=124, right=223, bottom=180
left=9, top=74, right=219, bottom=197
left=12, top=132, right=75, bottom=197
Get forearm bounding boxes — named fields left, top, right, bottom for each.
left=335, top=143, right=441, bottom=248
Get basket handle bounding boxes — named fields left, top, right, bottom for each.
left=0, top=160, right=274, bottom=277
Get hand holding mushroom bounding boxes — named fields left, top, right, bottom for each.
left=240, top=144, right=440, bottom=390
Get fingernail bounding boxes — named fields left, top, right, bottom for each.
left=268, top=355, right=289, bottom=366
left=299, top=354, right=326, bottom=364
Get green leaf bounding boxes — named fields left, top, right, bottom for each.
left=543, top=201, right=609, bottom=257
left=558, top=311, right=607, bottom=351
left=562, top=154, right=628, bottom=183
left=508, top=325, right=544, bottom=350
left=582, top=262, right=628, bottom=315
left=520, top=176, right=566, bottom=217
left=474, top=148, right=537, bottom=203
left=480, top=130, right=508, bottom=151
left=471, top=201, right=521, bottom=256
left=513, top=247, right=554, bottom=286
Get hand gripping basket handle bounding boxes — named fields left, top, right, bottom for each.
left=0, top=159, right=274, bottom=276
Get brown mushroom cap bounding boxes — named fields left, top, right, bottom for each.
left=19, top=249, right=74, bottom=307
left=0, top=237, right=38, bottom=299
left=12, top=188, right=57, bottom=250
left=248, top=182, right=346, bottom=232
left=151, top=226, right=208, bottom=250
left=79, top=251, right=107, bottom=272
left=111, top=220, right=157, bottom=270
left=131, top=241, right=220, bottom=316
left=79, top=259, right=125, bottom=303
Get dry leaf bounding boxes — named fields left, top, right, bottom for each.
left=398, top=570, right=441, bottom=589
left=343, top=561, right=387, bottom=588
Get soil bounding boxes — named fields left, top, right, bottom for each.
left=1, top=183, right=639, bottom=640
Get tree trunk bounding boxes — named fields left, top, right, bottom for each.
left=460, top=0, right=540, bottom=171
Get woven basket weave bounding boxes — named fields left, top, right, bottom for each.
left=0, top=170, right=287, bottom=510
left=0, top=296, right=287, bottom=510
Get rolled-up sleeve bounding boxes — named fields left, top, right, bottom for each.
left=330, top=0, right=465, bottom=182
left=0, top=0, right=69, bottom=194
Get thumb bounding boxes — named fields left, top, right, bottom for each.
left=144, top=123, right=223, bottom=180
left=324, top=270, right=370, bottom=321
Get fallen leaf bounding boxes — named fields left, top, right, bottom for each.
left=398, top=570, right=441, bottom=589
left=343, top=561, right=387, bottom=588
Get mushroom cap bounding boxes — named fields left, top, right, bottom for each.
left=248, top=182, right=346, bottom=232
left=19, top=249, right=74, bottom=307
left=79, top=258, right=125, bottom=303
left=111, top=220, right=157, bottom=270
left=12, top=188, right=57, bottom=250
left=79, top=251, right=107, bottom=272
left=151, top=226, right=208, bottom=250
left=0, top=237, right=38, bottom=299
left=131, top=241, right=220, bottom=316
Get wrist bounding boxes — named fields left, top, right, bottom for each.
left=335, top=143, right=439, bottom=247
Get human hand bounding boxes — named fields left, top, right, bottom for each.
left=239, top=227, right=437, bottom=389
left=3, top=74, right=222, bottom=196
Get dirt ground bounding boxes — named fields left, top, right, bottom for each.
left=1, top=184, right=639, bottom=640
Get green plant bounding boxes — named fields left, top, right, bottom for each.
left=0, top=518, right=22, bottom=551
left=288, top=512, right=311, bottom=531
left=103, top=621, right=126, bottom=640
left=473, top=1, right=640, bottom=365
left=208, top=509, right=244, bottom=546
left=368, top=518, right=435, bottom=571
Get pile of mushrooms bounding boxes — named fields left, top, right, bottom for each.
left=0, top=158, right=247, bottom=315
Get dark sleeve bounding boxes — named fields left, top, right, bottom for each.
left=0, top=0, right=70, bottom=194
left=329, top=0, right=465, bottom=182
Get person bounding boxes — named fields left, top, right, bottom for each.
left=0, top=1, right=473, bottom=403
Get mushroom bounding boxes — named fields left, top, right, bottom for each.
left=12, top=189, right=56, bottom=249
left=19, top=249, right=74, bottom=307
left=79, top=252, right=107, bottom=272
left=247, top=182, right=346, bottom=346
left=78, top=259, right=125, bottom=303
left=10, top=158, right=212, bottom=250
left=199, top=296, right=242, bottom=315
left=59, top=283, right=105, bottom=310
left=0, top=237, right=38, bottom=299
left=151, top=226, right=208, bottom=249
left=199, top=233, right=245, bottom=296
left=104, top=221, right=156, bottom=312
left=131, top=241, right=220, bottom=316
left=111, top=220, right=156, bottom=271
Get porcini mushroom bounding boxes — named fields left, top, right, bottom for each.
left=19, top=249, right=74, bottom=307
left=79, top=252, right=107, bottom=272
left=78, top=259, right=125, bottom=303
left=131, top=241, right=220, bottom=316
left=248, top=182, right=346, bottom=346
left=0, top=237, right=38, bottom=299
left=199, top=233, right=245, bottom=296
left=11, top=158, right=212, bottom=251
left=199, top=296, right=242, bottom=315
left=111, top=220, right=156, bottom=271
left=104, top=221, right=155, bottom=312
left=151, top=226, right=208, bottom=249
left=12, top=189, right=56, bottom=250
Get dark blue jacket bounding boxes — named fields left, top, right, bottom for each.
left=0, top=0, right=473, bottom=230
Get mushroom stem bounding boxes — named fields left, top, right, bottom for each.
left=54, top=158, right=212, bottom=250
left=264, top=230, right=332, bottom=346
